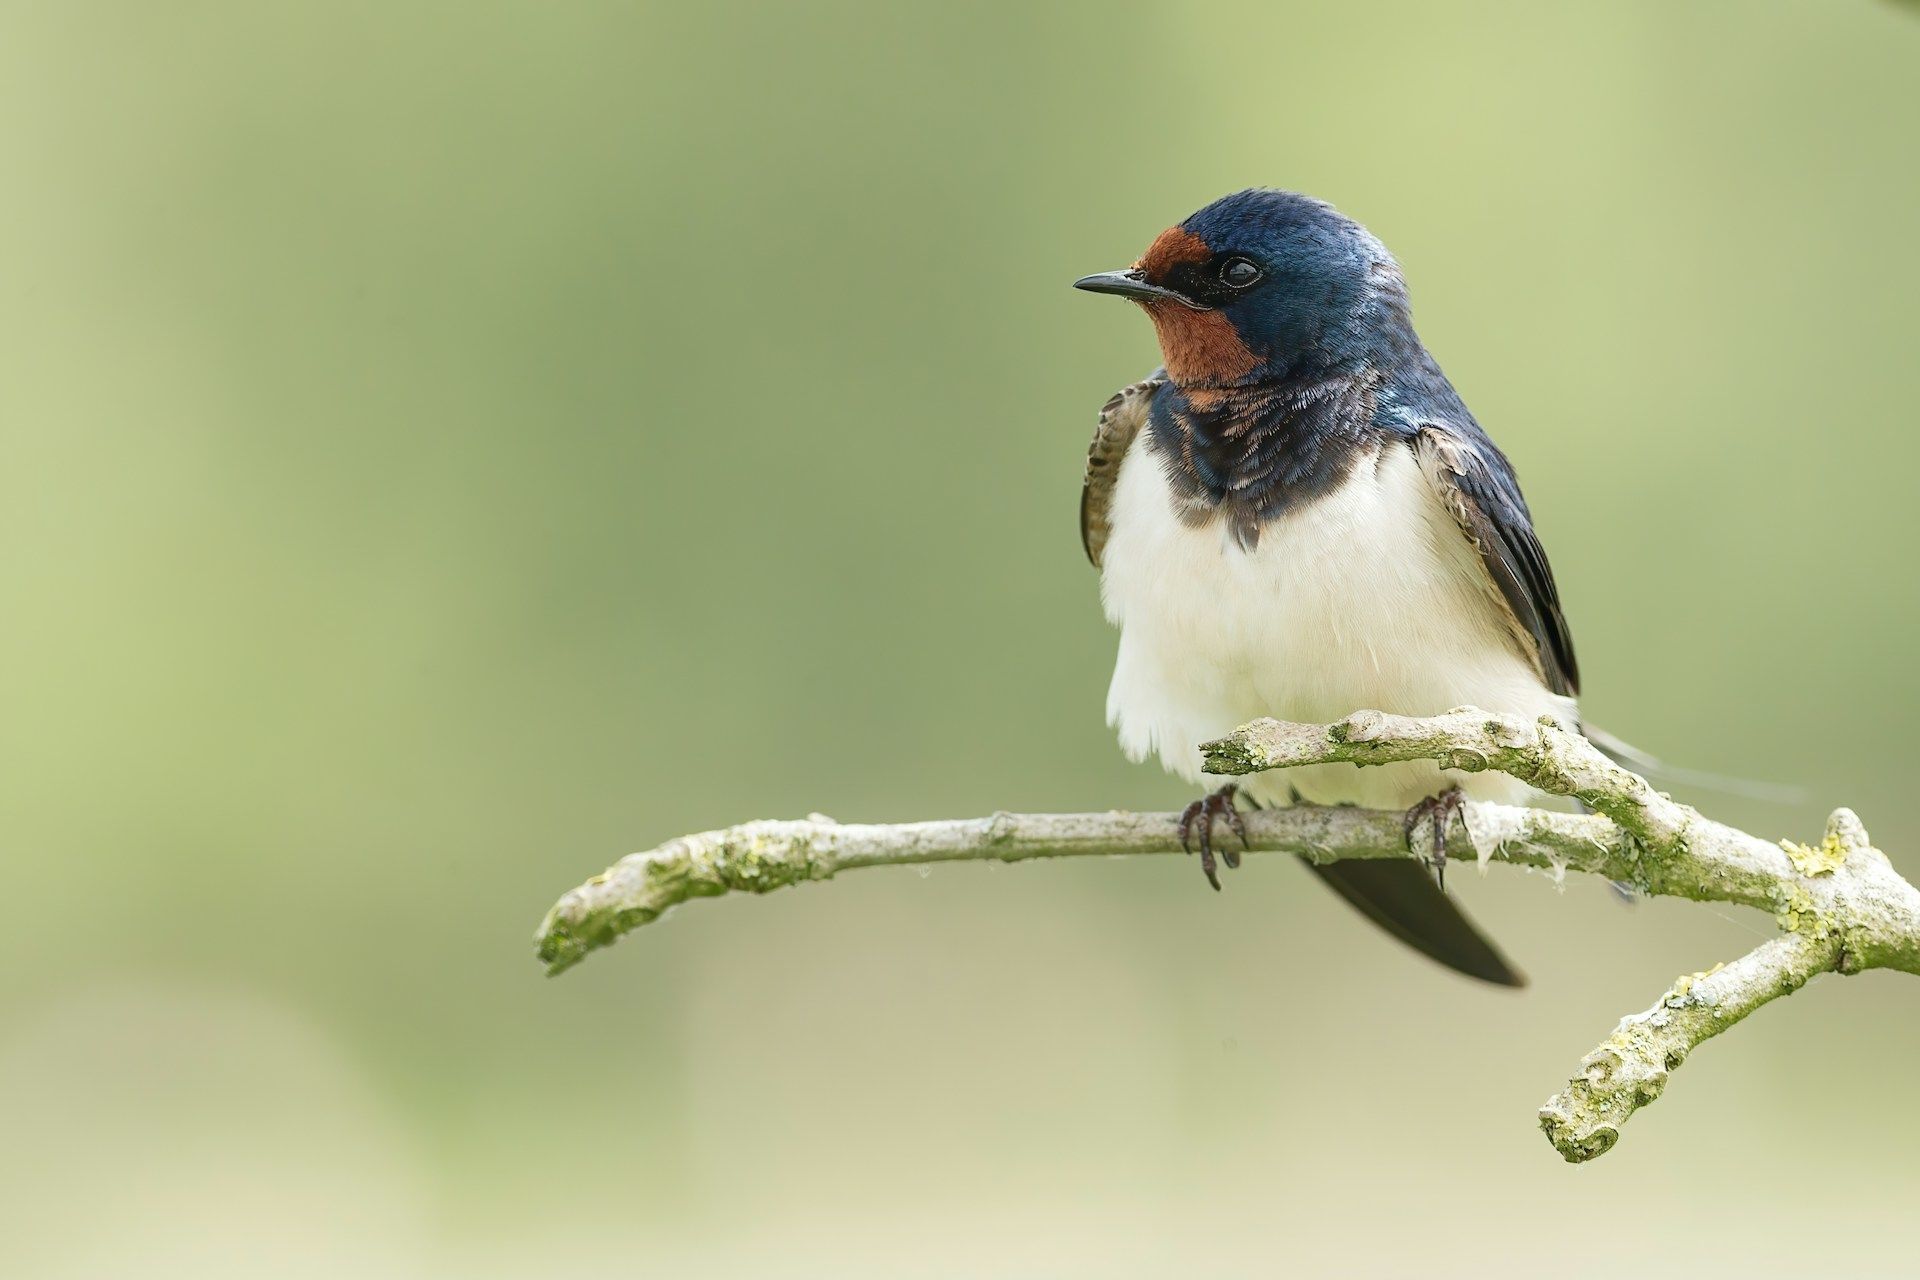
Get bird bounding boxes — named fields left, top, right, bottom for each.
left=1073, top=188, right=1582, bottom=988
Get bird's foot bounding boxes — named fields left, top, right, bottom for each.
left=1178, top=784, right=1247, bottom=892
left=1403, top=786, right=1466, bottom=891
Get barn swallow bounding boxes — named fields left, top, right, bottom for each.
left=1073, top=189, right=1582, bottom=987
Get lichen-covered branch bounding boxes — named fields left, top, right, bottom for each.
left=1202, top=706, right=1774, bottom=907
left=536, top=707, right=1920, bottom=1165
left=535, top=801, right=1622, bottom=975
left=1536, top=931, right=1839, bottom=1161
left=1202, top=709, right=1920, bottom=1159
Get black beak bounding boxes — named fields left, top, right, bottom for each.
left=1072, top=268, right=1206, bottom=309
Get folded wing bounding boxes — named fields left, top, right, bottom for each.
left=1412, top=423, right=1580, bottom=698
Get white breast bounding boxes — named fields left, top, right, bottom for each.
left=1100, top=431, right=1577, bottom=809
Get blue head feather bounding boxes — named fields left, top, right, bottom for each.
left=1164, top=189, right=1415, bottom=379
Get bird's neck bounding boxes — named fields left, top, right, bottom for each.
left=1149, top=362, right=1379, bottom=545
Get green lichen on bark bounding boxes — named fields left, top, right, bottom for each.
left=1540, top=1031, right=1670, bottom=1161
left=1773, top=884, right=1836, bottom=940
left=1781, top=832, right=1848, bottom=878
left=536, top=824, right=846, bottom=974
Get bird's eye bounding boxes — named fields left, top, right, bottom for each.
left=1219, top=257, right=1262, bottom=289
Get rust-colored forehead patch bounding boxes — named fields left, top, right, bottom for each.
left=1137, top=225, right=1210, bottom=280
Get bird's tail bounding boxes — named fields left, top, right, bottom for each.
left=1301, top=858, right=1527, bottom=987
left=1582, top=724, right=1806, bottom=805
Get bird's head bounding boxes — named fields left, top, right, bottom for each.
left=1074, top=189, right=1407, bottom=390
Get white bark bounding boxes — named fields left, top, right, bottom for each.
left=535, top=708, right=1920, bottom=1163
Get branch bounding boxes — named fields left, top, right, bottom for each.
left=1202, top=707, right=1784, bottom=912
left=1536, top=931, right=1836, bottom=1161
left=535, top=708, right=1920, bottom=1164
left=535, top=803, right=1622, bottom=972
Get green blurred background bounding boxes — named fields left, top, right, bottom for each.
left=4, top=2, right=1918, bottom=1275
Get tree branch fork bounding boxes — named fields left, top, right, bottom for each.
left=534, top=708, right=1920, bottom=1163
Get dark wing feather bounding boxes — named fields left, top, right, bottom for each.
left=1081, top=371, right=1166, bottom=568
left=1412, top=425, right=1579, bottom=697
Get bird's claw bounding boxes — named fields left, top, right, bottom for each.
left=1178, top=784, right=1247, bottom=891
left=1403, top=787, right=1466, bottom=891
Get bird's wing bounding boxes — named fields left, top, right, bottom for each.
left=1412, top=423, right=1580, bottom=698
left=1081, top=371, right=1167, bottom=568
